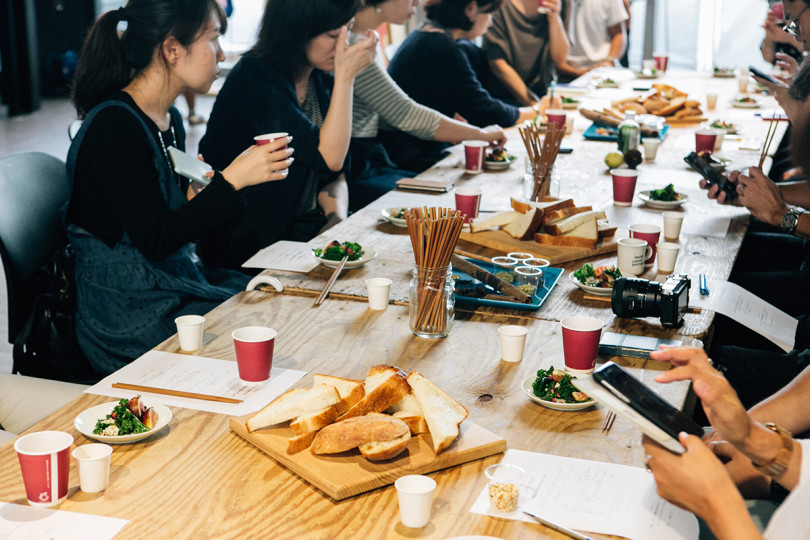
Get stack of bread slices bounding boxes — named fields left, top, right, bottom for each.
left=468, top=197, right=616, bottom=248
left=245, top=365, right=468, bottom=462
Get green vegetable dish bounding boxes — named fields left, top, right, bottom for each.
left=93, top=398, right=150, bottom=436
left=313, top=240, right=364, bottom=261
left=648, top=184, right=679, bottom=202
left=532, top=366, right=591, bottom=403
left=572, top=264, right=621, bottom=288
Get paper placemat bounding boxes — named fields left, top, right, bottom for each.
left=0, top=502, right=128, bottom=540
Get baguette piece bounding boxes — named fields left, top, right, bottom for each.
left=311, top=415, right=409, bottom=454
left=313, top=374, right=364, bottom=414
left=287, top=431, right=318, bottom=454
left=510, top=197, right=574, bottom=214
left=406, top=371, right=469, bottom=454
left=469, top=211, right=520, bottom=233
left=340, top=367, right=411, bottom=420
left=544, top=211, right=606, bottom=235
left=289, top=405, right=338, bottom=435
left=358, top=431, right=411, bottom=461
left=246, top=384, right=341, bottom=432
left=393, top=411, right=429, bottom=435
left=502, top=207, right=544, bottom=240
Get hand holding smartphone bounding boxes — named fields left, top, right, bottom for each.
left=684, top=151, right=737, bottom=200
left=749, top=65, right=788, bottom=88
left=168, top=146, right=212, bottom=186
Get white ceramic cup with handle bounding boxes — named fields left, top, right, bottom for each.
left=617, top=238, right=651, bottom=277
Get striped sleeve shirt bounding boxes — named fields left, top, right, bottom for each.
left=350, top=38, right=443, bottom=140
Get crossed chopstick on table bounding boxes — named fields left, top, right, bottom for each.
left=314, top=255, right=349, bottom=307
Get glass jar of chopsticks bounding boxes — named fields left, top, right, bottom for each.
left=409, top=264, right=455, bottom=339
left=523, top=163, right=559, bottom=200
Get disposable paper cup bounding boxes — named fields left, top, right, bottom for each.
left=772, top=2, right=784, bottom=20
left=642, top=138, right=660, bottom=161
left=395, top=475, right=436, bottom=528
left=232, top=326, right=276, bottom=383
left=498, top=325, right=529, bottom=362
left=653, top=53, right=669, bottom=72
left=706, top=92, right=718, bottom=110
left=463, top=140, right=488, bottom=173
left=695, top=129, right=717, bottom=155
left=454, top=187, right=482, bottom=224
left=617, top=238, right=651, bottom=277
left=738, top=75, right=749, bottom=94
left=365, top=277, right=392, bottom=310
left=545, top=109, right=566, bottom=129
left=629, top=224, right=662, bottom=267
left=72, top=443, right=113, bottom=493
left=254, top=132, right=289, bottom=148
left=175, top=315, right=205, bottom=352
left=713, top=130, right=725, bottom=152
left=656, top=242, right=681, bottom=274
left=662, top=212, right=684, bottom=242
left=15, top=431, right=73, bottom=507
left=642, top=59, right=656, bottom=71
left=610, top=169, right=639, bottom=207
left=561, top=316, right=603, bottom=373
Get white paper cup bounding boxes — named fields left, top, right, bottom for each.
left=642, top=59, right=656, bottom=71
left=642, top=138, right=660, bottom=161
left=395, top=475, right=436, bottom=528
left=72, top=443, right=113, bottom=493
left=656, top=242, right=681, bottom=273
left=662, top=212, right=685, bottom=242
left=175, top=315, right=205, bottom=352
left=617, top=238, right=652, bottom=277
left=706, top=92, right=718, bottom=110
left=365, top=278, right=392, bottom=310
left=497, top=325, right=529, bottom=362
left=713, top=129, right=725, bottom=152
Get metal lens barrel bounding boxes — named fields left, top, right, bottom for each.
left=611, top=277, right=662, bottom=318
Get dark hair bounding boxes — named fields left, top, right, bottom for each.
left=249, top=0, right=359, bottom=82
left=424, top=0, right=502, bottom=31
left=362, top=0, right=387, bottom=6
left=72, top=0, right=226, bottom=118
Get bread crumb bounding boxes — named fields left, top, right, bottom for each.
left=488, top=482, right=519, bottom=512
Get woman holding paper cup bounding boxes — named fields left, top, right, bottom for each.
left=66, top=0, right=293, bottom=376
left=200, top=0, right=377, bottom=268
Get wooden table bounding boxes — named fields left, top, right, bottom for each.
left=0, top=69, right=777, bottom=539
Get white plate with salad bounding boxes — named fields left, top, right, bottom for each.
left=568, top=264, right=621, bottom=297
left=521, top=370, right=596, bottom=411
left=381, top=207, right=407, bottom=227
left=313, top=241, right=376, bottom=269
left=637, top=187, right=688, bottom=210
left=74, top=398, right=172, bottom=444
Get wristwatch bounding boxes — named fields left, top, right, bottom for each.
left=751, top=423, right=794, bottom=478
left=780, top=207, right=803, bottom=234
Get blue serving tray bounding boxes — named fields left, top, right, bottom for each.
left=583, top=123, right=669, bottom=142
left=453, top=259, right=562, bottom=311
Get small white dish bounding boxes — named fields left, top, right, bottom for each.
left=732, top=99, right=760, bottom=109
left=637, top=190, right=688, bottom=210
left=521, top=376, right=596, bottom=411
left=568, top=271, right=613, bottom=296
left=634, top=70, right=661, bottom=80
left=317, top=247, right=377, bottom=269
left=484, top=155, right=517, bottom=171
left=74, top=401, right=172, bottom=444
left=713, top=69, right=736, bottom=78
left=381, top=207, right=407, bottom=227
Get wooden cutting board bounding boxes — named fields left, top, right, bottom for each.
left=229, top=416, right=506, bottom=500
left=458, top=229, right=620, bottom=265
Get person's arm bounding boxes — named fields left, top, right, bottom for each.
left=318, top=28, right=377, bottom=171
left=735, top=168, right=810, bottom=240
left=748, top=364, right=810, bottom=435
left=544, top=0, right=570, bottom=66
left=487, top=58, right=536, bottom=106
left=779, top=180, right=810, bottom=208
left=605, top=21, right=626, bottom=63
left=317, top=173, right=348, bottom=233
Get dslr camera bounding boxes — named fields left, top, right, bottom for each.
left=611, top=275, right=691, bottom=327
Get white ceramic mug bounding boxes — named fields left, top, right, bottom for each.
left=617, top=238, right=652, bottom=277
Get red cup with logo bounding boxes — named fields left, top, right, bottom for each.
left=561, top=316, right=604, bottom=373
left=695, top=129, right=717, bottom=155
left=653, top=53, right=669, bottom=72
left=629, top=224, right=662, bottom=267
left=463, top=141, right=488, bottom=173
left=254, top=132, right=289, bottom=149
left=454, top=187, right=482, bottom=224
left=232, top=326, right=276, bottom=383
left=610, top=169, right=639, bottom=207
left=15, top=431, right=73, bottom=507
left=545, top=109, right=567, bottom=130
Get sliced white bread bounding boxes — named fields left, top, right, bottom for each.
left=510, top=197, right=574, bottom=214
left=364, top=365, right=403, bottom=393
left=393, top=411, right=429, bottom=435
left=597, top=219, right=617, bottom=239
left=501, top=207, right=545, bottom=240
left=385, top=392, right=423, bottom=415
left=286, top=431, right=318, bottom=454
left=246, top=384, right=341, bottom=432
left=406, top=371, right=469, bottom=454
left=543, top=206, right=594, bottom=227
left=358, top=430, right=411, bottom=461
left=534, top=217, right=599, bottom=248
left=340, top=367, right=411, bottom=420
left=313, top=374, right=364, bottom=414
left=544, top=211, right=606, bottom=235
left=469, top=211, right=520, bottom=233
left=310, top=415, right=410, bottom=454
left=289, top=405, right=339, bottom=436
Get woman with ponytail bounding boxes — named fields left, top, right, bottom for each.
left=65, top=0, right=292, bottom=375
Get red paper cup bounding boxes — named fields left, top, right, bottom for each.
left=772, top=3, right=784, bottom=21
left=629, top=224, right=662, bottom=267
left=695, top=129, right=717, bottom=155
left=653, top=53, right=669, bottom=72
left=14, top=431, right=73, bottom=507
left=254, top=132, right=289, bottom=149
left=232, top=326, right=276, bottom=383
left=545, top=109, right=566, bottom=129
left=561, top=316, right=603, bottom=373
left=454, top=187, right=482, bottom=224
left=610, top=169, right=639, bottom=207
left=463, top=141, right=488, bottom=173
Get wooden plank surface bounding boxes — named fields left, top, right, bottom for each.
left=229, top=417, right=506, bottom=500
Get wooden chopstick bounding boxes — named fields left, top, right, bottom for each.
left=758, top=117, right=778, bottom=168
left=314, top=255, right=349, bottom=307
left=602, top=411, right=616, bottom=433
left=453, top=248, right=492, bottom=264
left=112, top=383, right=243, bottom=404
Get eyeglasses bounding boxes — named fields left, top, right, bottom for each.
left=784, top=4, right=809, bottom=37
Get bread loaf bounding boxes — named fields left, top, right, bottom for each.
left=544, top=211, right=606, bottom=235
left=289, top=405, right=338, bottom=435
left=340, top=366, right=411, bottom=420
left=313, top=374, right=364, bottom=414
left=310, top=415, right=410, bottom=454
left=543, top=205, right=593, bottom=226
left=502, top=207, right=544, bottom=240
left=286, top=431, right=317, bottom=454
left=385, top=392, right=423, bottom=415
left=533, top=232, right=598, bottom=248
left=406, top=371, right=468, bottom=454
left=469, top=211, right=520, bottom=233
left=393, top=411, right=429, bottom=435
left=510, top=197, right=574, bottom=214
left=246, top=384, right=341, bottom=432
left=358, top=431, right=411, bottom=461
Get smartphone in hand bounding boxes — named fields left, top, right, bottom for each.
left=168, top=146, right=212, bottom=186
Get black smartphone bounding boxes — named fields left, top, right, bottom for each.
left=559, top=147, right=573, bottom=154
left=684, top=151, right=737, bottom=200
left=592, top=363, right=703, bottom=450
left=749, top=65, right=778, bottom=85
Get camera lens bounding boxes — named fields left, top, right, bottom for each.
left=611, top=277, right=662, bottom=318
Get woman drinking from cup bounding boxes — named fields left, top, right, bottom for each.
left=199, top=0, right=377, bottom=269
left=66, top=0, right=292, bottom=376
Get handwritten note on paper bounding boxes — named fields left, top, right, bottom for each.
left=0, top=502, right=128, bottom=540
left=691, top=280, right=798, bottom=352
left=470, top=449, right=698, bottom=540
left=86, top=351, right=306, bottom=415
left=241, top=240, right=321, bottom=271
